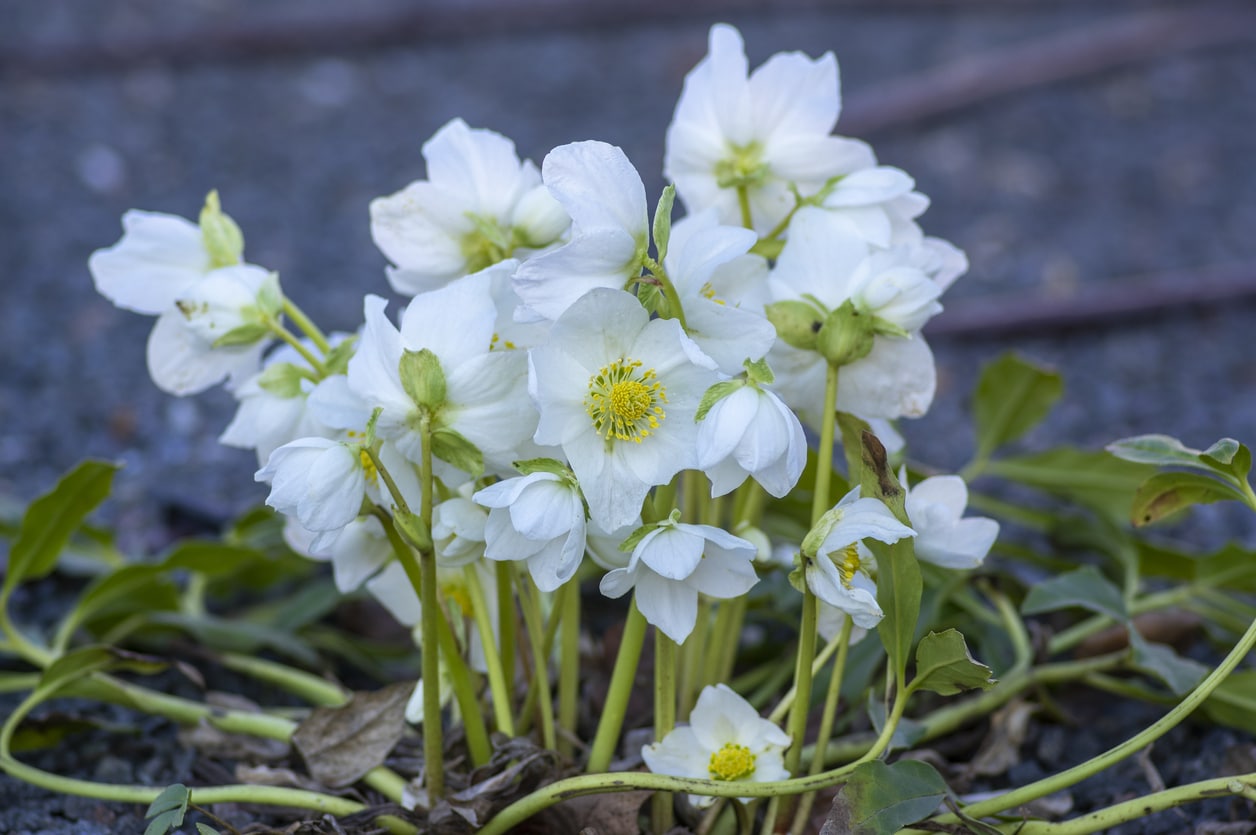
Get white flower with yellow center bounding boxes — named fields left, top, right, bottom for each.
left=529, top=287, right=719, bottom=531
left=664, top=23, right=875, bottom=234
left=370, top=118, right=568, bottom=295
left=642, top=683, right=790, bottom=807
left=804, top=487, right=916, bottom=629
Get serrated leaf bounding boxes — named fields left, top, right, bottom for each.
left=4, top=460, right=118, bottom=593
left=1128, top=632, right=1208, bottom=696
left=1021, top=566, right=1126, bottom=621
left=1130, top=471, right=1244, bottom=527
left=985, top=448, right=1155, bottom=522
left=972, top=352, right=1062, bottom=461
left=291, top=682, right=412, bottom=787
left=912, top=629, right=996, bottom=696
left=824, top=760, right=948, bottom=835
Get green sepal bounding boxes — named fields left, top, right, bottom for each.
left=618, top=511, right=677, bottom=553
left=652, top=184, right=676, bottom=263
left=743, top=356, right=775, bottom=386
left=636, top=281, right=666, bottom=317
left=211, top=322, right=270, bottom=349
left=256, top=271, right=284, bottom=318
left=816, top=300, right=875, bottom=368
left=323, top=337, right=357, bottom=376
left=399, top=348, right=446, bottom=410
left=695, top=380, right=745, bottom=422
left=750, top=237, right=785, bottom=260
left=364, top=407, right=382, bottom=448
left=513, top=457, right=572, bottom=479
left=430, top=427, right=484, bottom=477
left=911, top=629, right=996, bottom=696
left=787, top=555, right=807, bottom=595
left=257, top=362, right=308, bottom=398
left=765, top=299, right=823, bottom=351
left=392, top=507, right=433, bottom=554
left=801, top=505, right=847, bottom=561
left=199, top=190, right=244, bottom=269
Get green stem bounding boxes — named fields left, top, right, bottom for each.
left=462, top=565, right=516, bottom=737
left=791, top=618, right=853, bottom=834
left=586, top=600, right=647, bottom=773
left=265, top=317, right=326, bottom=375
left=783, top=589, right=818, bottom=778
left=767, top=625, right=846, bottom=725
left=517, top=573, right=556, bottom=751
left=218, top=652, right=347, bottom=707
left=736, top=185, right=753, bottom=230
left=557, top=578, right=581, bottom=758
left=496, top=561, right=517, bottom=698
left=944, top=614, right=1256, bottom=824
left=281, top=297, right=332, bottom=355
left=810, top=363, right=841, bottom=524
left=642, top=256, right=689, bottom=331
left=414, top=416, right=444, bottom=798
left=432, top=602, right=491, bottom=767
left=0, top=600, right=53, bottom=669
left=653, top=630, right=678, bottom=833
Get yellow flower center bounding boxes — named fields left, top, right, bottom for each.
left=708, top=743, right=756, bottom=782
left=699, top=282, right=726, bottom=305
left=490, top=332, right=517, bottom=351
left=359, top=449, right=379, bottom=486
left=586, top=358, right=667, bottom=443
left=442, top=580, right=473, bottom=618
left=834, top=543, right=862, bottom=588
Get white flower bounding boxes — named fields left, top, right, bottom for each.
left=817, top=601, right=869, bottom=645
left=818, top=166, right=929, bottom=249
left=512, top=141, right=650, bottom=323
left=370, top=118, right=568, bottom=295
left=89, top=210, right=214, bottom=315
left=665, top=23, right=874, bottom=234
left=528, top=288, right=720, bottom=531
left=804, top=487, right=915, bottom=629
left=599, top=516, right=758, bottom=644
left=286, top=515, right=392, bottom=594
left=432, top=495, right=488, bottom=567
left=696, top=384, right=806, bottom=498
left=475, top=471, right=587, bottom=592
left=642, top=683, right=790, bottom=806
left=665, top=211, right=776, bottom=374
left=903, top=472, right=999, bottom=570
left=348, top=272, right=537, bottom=478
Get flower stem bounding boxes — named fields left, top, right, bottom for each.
left=557, top=578, right=581, bottom=758
left=736, top=185, right=754, bottom=230
left=653, top=629, right=678, bottom=833
left=462, top=565, right=516, bottom=737
left=432, top=602, right=492, bottom=767
left=218, top=652, right=347, bottom=707
left=496, top=561, right=517, bottom=698
left=586, top=600, right=647, bottom=773
left=782, top=590, right=818, bottom=780
left=517, top=573, right=556, bottom=751
left=767, top=625, right=847, bottom=725
left=811, top=363, right=841, bottom=524
left=416, top=416, right=444, bottom=798
left=265, top=317, right=327, bottom=375
left=281, top=297, right=332, bottom=355
left=790, top=618, right=853, bottom=835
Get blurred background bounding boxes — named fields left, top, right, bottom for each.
left=3, top=0, right=1256, bottom=547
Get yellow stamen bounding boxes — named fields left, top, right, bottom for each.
left=708, top=742, right=756, bottom=781
left=833, top=543, right=861, bottom=588
left=585, top=358, right=667, bottom=443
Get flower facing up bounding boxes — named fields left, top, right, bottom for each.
left=903, top=471, right=999, bottom=570
left=599, top=514, right=758, bottom=644
left=804, top=487, right=916, bottom=629
left=370, top=118, right=568, bottom=295
left=474, top=468, right=588, bottom=592
left=348, top=271, right=537, bottom=481
left=512, top=141, right=650, bottom=323
left=665, top=23, right=874, bottom=234
left=528, top=288, right=720, bottom=531
left=642, top=683, right=790, bottom=806
left=696, top=374, right=807, bottom=498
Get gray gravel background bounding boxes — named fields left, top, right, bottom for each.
left=3, top=1, right=1256, bottom=832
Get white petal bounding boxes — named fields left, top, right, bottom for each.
left=907, top=475, right=968, bottom=521
left=635, top=569, right=699, bottom=644
left=423, top=118, right=529, bottom=221
left=642, top=726, right=710, bottom=780
left=146, top=308, right=261, bottom=396
left=686, top=546, right=758, bottom=600
left=836, top=335, right=936, bottom=420
left=916, top=517, right=999, bottom=570
left=89, top=210, right=210, bottom=314
left=542, top=141, right=647, bottom=239
left=399, top=271, right=496, bottom=368
left=690, top=683, right=763, bottom=751
left=511, top=228, right=643, bottom=322
left=636, top=526, right=704, bottom=581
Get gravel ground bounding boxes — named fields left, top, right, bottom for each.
left=3, top=2, right=1256, bottom=832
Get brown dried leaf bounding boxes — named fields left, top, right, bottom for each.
left=528, top=789, right=653, bottom=835
left=292, top=681, right=412, bottom=788
left=963, top=700, right=1036, bottom=779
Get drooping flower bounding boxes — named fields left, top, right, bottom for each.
left=528, top=288, right=720, bottom=530
left=370, top=118, right=568, bottom=295
left=432, top=495, right=489, bottom=567
left=665, top=23, right=874, bottom=234
left=803, top=487, right=916, bottom=629
left=512, top=141, right=650, bottom=323
left=599, top=515, right=758, bottom=643
left=902, top=471, right=999, bottom=570
left=642, top=683, right=790, bottom=806
left=474, top=469, right=588, bottom=592
left=285, top=515, right=393, bottom=594
left=696, top=381, right=806, bottom=498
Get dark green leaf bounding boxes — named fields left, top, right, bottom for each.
left=1201, top=671, right=1256, bottom=734
left=1129, top=632, right=1208, bottom=696
left=196, top=824, right=222, bottom=835
left=825, top=760, right=948, bottom=835
left=4, top=461, right=118, bottom=593
left=37, top=646, right=166, bottom=700
left=162, top=540, right=263, bottom=576
left=1130, top=471, right=1244, bottom=526
left=1021, top=566, right=1126, bottom=621
left=985, top=448, right=1156, bottom=522
left=146, top=783, right=191, bottom=817
left=911, top=629, right=996, bottom=696
left=972, top=353, right=1062, bottom=462
left=144, top=810, right=184, bottom=835
left=860, top=431, right=917, bottom=685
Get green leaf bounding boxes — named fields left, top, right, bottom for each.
left=1128, top=632, right=1208, bottom=696
left=4, top=461, right=119, bottom=594
left=827, top=759, right=948, bottom=835
left=911, top=629, right=997, bottom=696
left=985, top=448, right=1156, bottom=522
left=1108, top=434, right=1252, bottom=482
left=399, top=348, right=446, bottom=410
left=695, top=380, right=744, bottom=422
left=430, top=427, right=484, bottom=477
left=1130, top=471, right=1244, bottom=527
left=1201, top=670, right=1256, bottom=734
left=1021, top=566, right=1126, bottom=621
left=211, top=321, right=270, bottom=349
left=145, top=784, right=190, bottom=835
left=836, top=412, right=872, bottom=483
left=161, top=540, right=263, bottom=577
left=860, top=431, right=917, bottom=685
left=196, top=824, right=222, bottom=835
left=652, top=184, right=675, bottom=263
left=37, top=646, right=166, bottom=700
left=57, top=564, right=171, bottom=640
left=972, top=352, right=1062, bottom=462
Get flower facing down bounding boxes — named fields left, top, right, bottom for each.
left=474, top=469, right=587, bottom=592
left=599, top=515, right=758, bottom=644
left=804, top=487, right=915, bottom=629
left=642, top=683, right=790, bottom=807
left=902, top=471, right=998, bottom=570
left=696, top=379, right=807, bottom=499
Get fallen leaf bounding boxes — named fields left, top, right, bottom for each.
left=963, top=700, right=1036, bottom=779
left=292, top=681, right=412, bottom=788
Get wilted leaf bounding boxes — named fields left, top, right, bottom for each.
left=824, top=760, right=947, bottom=835
left=911, top=629, right=996, bottom=696
left=1130, top=471, right=1243, bottom=527
left=292, top=682, right=412, bottom=787
left=1021, top=566, right=1126, bottom=621
left=529, top=789, right=652, bottom=835
left=972, top=353, right=1062, bottom=462
left=963, top=700, right=1036, bottom=778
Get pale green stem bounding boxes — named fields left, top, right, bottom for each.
left=462, top=564, right=516, bottom=737
left=680, top=598, right=711, bottom=717
left=515, top=577, right=565, bottom=735
left=781, top=589, right=817, bottom=778
left=736, top=185, right=753, bottom=229
left=942, top=612, right=1256, bottom=824
left=218, top=652, right=347, bottom=707
left=586, top=601, right=647, bottom=773
left=642, top=256, right=689, bottom=331
left=265, top=316, right=326, bottom=375
left=557, top=578, right=581, bottom=758
left=517, top=573, right=556, bottom=750
left=791, top=618, right=854, bottom=835
left=496, top=561, right=517, bottom=696
left=767, top=626, right=846, bottom=725
left=416, top=417, right=444, bottom=798
left=281, top=297, right=332, bottom=355
left=810, top=363, right=841, bottom=524
left=0, top=599, right=53, bottom=669
left=653, top=630, right=678, bottom=833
